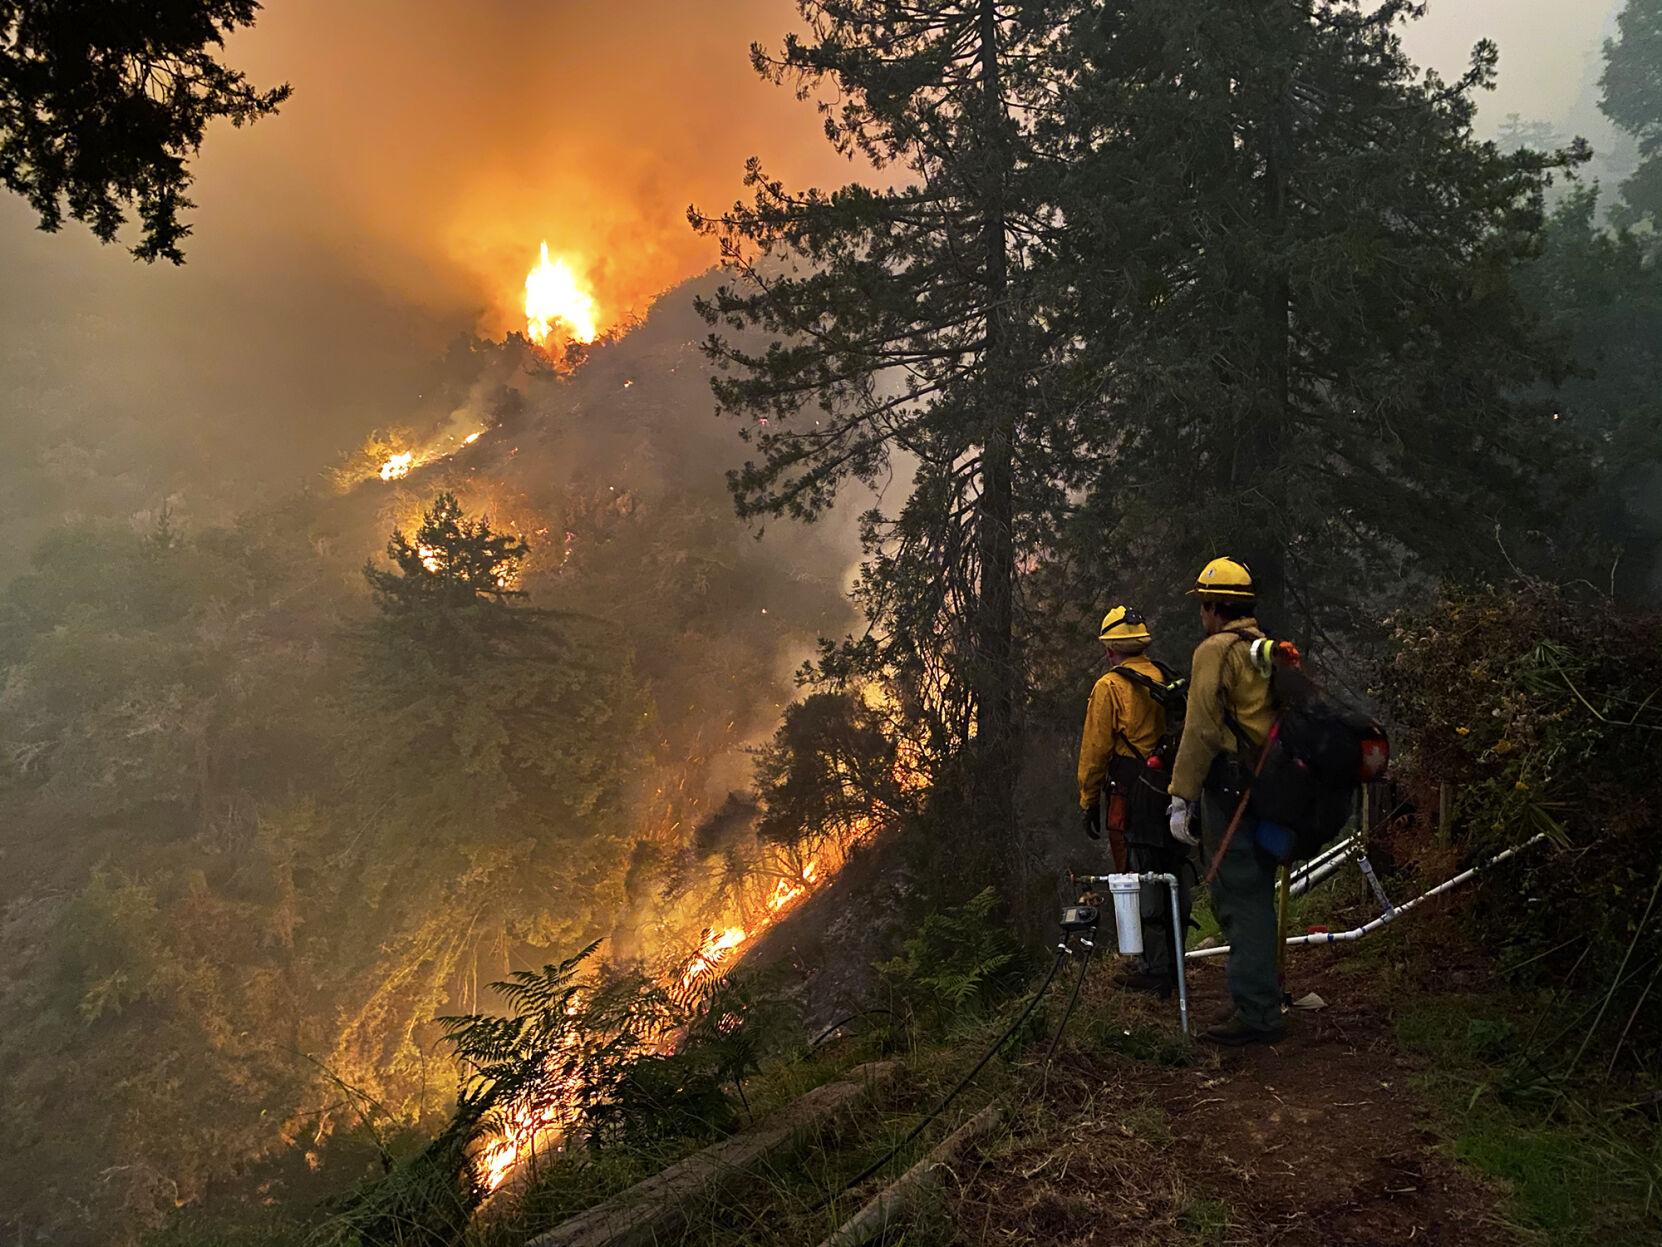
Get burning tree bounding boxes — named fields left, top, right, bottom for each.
left=690, top=0, right=1080, bottom=894
left=753, top=690, right=924, bottom=859
left=365, top=491, right=529, bottom=614
left=341, top=494, right=648, bottom=1109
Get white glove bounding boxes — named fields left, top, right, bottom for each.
left=1168, top=796, right=1199, bottom=847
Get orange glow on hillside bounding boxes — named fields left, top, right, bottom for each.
left=476, top=853, right=848, bottom=1192
left=471, top=685, right=930, bottom=1192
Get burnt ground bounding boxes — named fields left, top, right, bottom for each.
left=946, top=949, right=1515, bottom=1246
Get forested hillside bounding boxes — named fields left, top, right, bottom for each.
left=0, top=279, right=861, bottom=1238
left=3, top=2, right=1661, bottom=1245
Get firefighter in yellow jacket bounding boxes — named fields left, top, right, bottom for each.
left=1078, top=606, right=1192, bottom=994
left=1168, top=557, right=1282, bottom=1045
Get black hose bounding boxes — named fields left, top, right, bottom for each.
left=808, top=1008, right=899, bottom=1051
left=813, top=949, right=1067, bottom=1213
left=1043, top=945, right=1094, bottom=1066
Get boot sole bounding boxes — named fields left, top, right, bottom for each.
left=1202, top=1028, right=1286, bottom=1047
left=1118, top=981, right=1174, bottom=997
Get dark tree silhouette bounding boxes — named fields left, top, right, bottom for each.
left=0, top=0, right=289, bottom=261
left=1602, top=0, right=1662, bottom=226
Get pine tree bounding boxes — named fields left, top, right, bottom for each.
left=0, top=0, right=290, bottom=262
left=751, top=690, right=921, bottom=855
left=361, top=490, right=546, bottom=670
left=348, top=490, right=648, bottom=1078
left=1519, top=186, right=1662, bottom=595
left=690, top=1, right=1080, bottom=887
left=1054, top=0, right=1582, bottom=629
left=365, top=491, right=529, bottom=615
left=1601, top=0, right=1662, bottom=229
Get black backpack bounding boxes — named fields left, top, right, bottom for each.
left=1229, top=639, right=1390, bottom=863
left=1105, top=662, right=1189, bottom=847
left=1110, top=661, right=1188, bottom=782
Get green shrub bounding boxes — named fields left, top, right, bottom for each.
left=1379, top=581, right=1662, bottom=1068
left=311, top=946, right=798, bottom=1246
left=875, top=887, right=1030, bottom=1032
left=586, top=971, right=800, bottom=1145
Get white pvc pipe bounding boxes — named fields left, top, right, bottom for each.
left=1288, top=848, right=1355, bottom=898
left=1186, top=834, right=1547, bottom=962
left=1141, top=872, right=1190, bottom=1038
left=1297, top=831, right=1360, bottom=876
left=1288, top=833, right=1361, bottom=895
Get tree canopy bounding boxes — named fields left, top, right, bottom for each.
left=691, top=0, right=1081, bottom=885
left=694, top=0, right=1589, bottom=899
left=1601, top=0, right=1662, bottom=226
left=0, top=0, right=289, bottom=261
left=1053, top=0, right=1582, bottom=633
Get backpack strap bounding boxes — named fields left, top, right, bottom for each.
left=1216, top=631, right=1265, bottom=756
left=1109, top=662, right=1192, bottom=711
left=1104, top=666, right=1168, bottom=764
left=1108, top=665, right=1164, bottom=699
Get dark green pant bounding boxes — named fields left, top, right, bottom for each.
left=1201, top=789, right=1281, bottom=1030
left=1127, top=841, right=1192, bottom=982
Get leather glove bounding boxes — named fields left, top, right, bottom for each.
left=1168, top=796, right=1199, bottom=848
left=1081, top=805, right=1101, bottom=840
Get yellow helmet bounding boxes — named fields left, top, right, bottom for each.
left=1189, top=556, right=1255, bottom=599
left=1098, top=605, right=1152, bottom=645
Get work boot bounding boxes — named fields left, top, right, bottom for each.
left=1201, top=1013, right=1285, bottom=1047
left=1115, top=970, right=1172, bottom=997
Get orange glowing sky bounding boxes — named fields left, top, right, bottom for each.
left=0, top=0, right=862, bottom=534
left=0, top=0, right=1623, bottom=548
left=209, top=0, right=858, bottom=337
left=201, top=0, right=1617, bottom=339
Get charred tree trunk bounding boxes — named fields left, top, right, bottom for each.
left=971, top=0, right=1021, bottom=889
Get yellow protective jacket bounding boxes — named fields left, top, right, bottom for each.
left=1169, top=618, right=1277, bottom=802
left=1077, top=654, right=1167, bottom=811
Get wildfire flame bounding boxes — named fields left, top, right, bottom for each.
left=478, top=992, right=586, bottom=1190
left=678, top=862, right=823, bottom=991
left=766, top=860, right=818, bottom=914
left=473, top=701, right=926, bottom=1192
left=679, top=926, right=748, bottom=989
left=525, top=242, right=599, bottom=346
left=480, top=1103, right=550, bottom=1192
left=379, top=452, right=415, bottom=481
left=477, top=856, right=833, bottom=1192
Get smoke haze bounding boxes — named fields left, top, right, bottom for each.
left=0, top=4, right=1648, bottom=1240
left=1404, top=0, right=1620, bottom=123
left=0, top=1, right=1623, bottom=562
left=0, top=0, right=852, bottom=561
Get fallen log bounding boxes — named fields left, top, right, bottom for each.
left=526, top=1059, right=900, bottom=1247
left=815, top=1102, right=1003, bottom=1247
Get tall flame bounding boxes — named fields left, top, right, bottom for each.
left=524, top=242, right=599, bottom=345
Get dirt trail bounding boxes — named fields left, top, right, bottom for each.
left=952, top=951, right=1510, bottom=1246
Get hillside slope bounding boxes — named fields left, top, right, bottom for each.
left=0, top=272, right=866, bottom=1244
